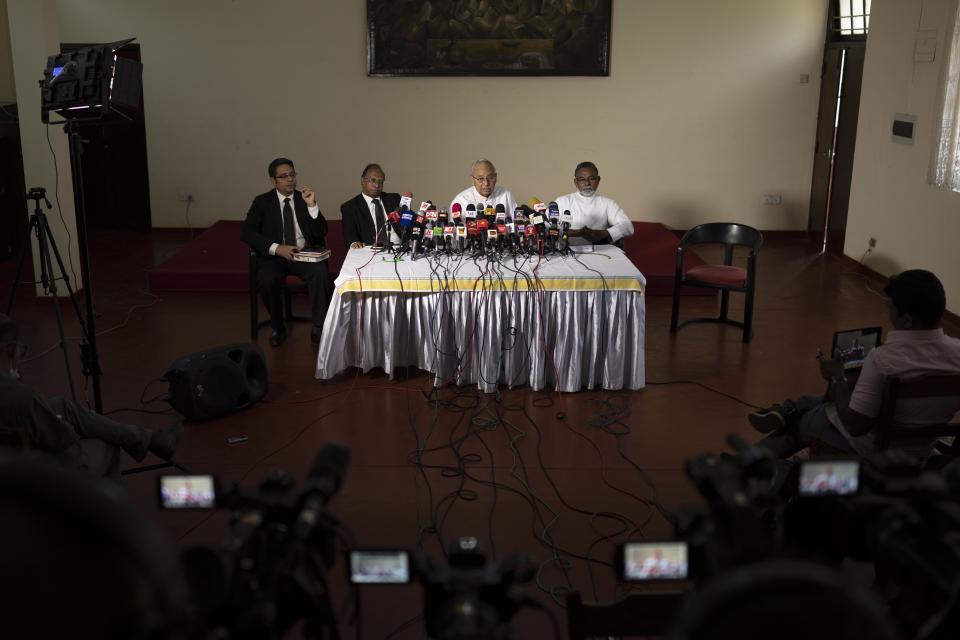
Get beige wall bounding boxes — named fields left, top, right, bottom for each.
left=846, top=0, right=960, bottom=312
left=0, top=0, right=16, bottom=102
left=51, top=0, right=827, bottom=230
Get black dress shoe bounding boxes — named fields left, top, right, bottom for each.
left=269, top=329, right=287, bottom=347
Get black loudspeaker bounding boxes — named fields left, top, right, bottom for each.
left=165, top=343, right=268, bottom=421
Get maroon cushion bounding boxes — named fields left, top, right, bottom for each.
left=684, top=264, right=747, bottom=288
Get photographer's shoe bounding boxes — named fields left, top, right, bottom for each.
left=748, top=407, right=785, bottom=434
left=149, top=422, right=183, bottom=460
left=269, top=328, right=286, bottom=348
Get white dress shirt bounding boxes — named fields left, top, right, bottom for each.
left=450, top=185, right=518, bottom=216
left=361, top=193, right=401, bottom=245
left=269, top=189, right=320, bottom=254
left=553, top=191, right=634, bottom=245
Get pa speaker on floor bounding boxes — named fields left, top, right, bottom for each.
left=164, top=343, right=268, bottom=421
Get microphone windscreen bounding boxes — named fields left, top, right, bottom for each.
left=528, top=197, right=543, bottom=208
left=452, top=203, right=462, bottom=214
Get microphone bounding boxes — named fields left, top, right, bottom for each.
left=296, top=443, right=351, bottom=539
left=548, top=201, right=560, bottom=223
left=438, top=208, right=448, bottom=225
left=399, top=208, right=415, bottom=249
left=486, top=226, right=499, bottom=252
left=477, top=216, right=489, bottom=251
left=411, top=212, right=426, bottom=257
left=400, top=192, right=414, bottom=212
left=525, top=224, right=536, bottom=254
left=456, top=222, right=467, bottom=252
left=548, top=220, right=560, bottom=253
left=496, top=220, right=507, bottom=251
left=466, top=219, right=479, bottom=252
left=560, top=209, right=574, bottom=252
left=426, top=205, right=439, bottom=252
left=386, top=209, right=401, bottom=250
left=443, top=224, right=455, bottom=253
left=495, top=203, right=506, bottom=223
left=505, top=214, right=517, bottom=252
left=451, top=202, right=462, bottom=224
left=484, top=205, right=496, bottom=226
left=432, top=223, right=443, bottom=252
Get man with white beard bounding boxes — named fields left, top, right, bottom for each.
left=554, top=161, right=634, bottom=246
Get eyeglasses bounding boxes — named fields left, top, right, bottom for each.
left=274, top=172, right=297, bottom=180
left=472, top=174, right=497, bottom=183
left=574, top=175, right=600, bottom=184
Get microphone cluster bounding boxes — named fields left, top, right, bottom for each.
left=386, top=194, right=575, bottom=259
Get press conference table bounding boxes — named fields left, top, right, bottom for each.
left=314, top=245, right=646, bottom=393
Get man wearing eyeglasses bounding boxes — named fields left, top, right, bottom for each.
left=450, top=159, right=517, bottom=214
left=242, top=157, right=331, bottom=347
left=554, top=161, right=634, bottom=246
left=340, top=164, right=401, bottom=249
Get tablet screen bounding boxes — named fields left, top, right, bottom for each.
left=831, top=327, right=882, bottom=371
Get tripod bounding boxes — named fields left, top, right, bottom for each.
left=6, top=187, right=89, bottom=403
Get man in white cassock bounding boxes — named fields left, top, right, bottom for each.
left=450, top=159, right=518, bottom=214
left=554, top=161, right=634, bottom=246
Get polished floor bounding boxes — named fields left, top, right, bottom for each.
left=3, top=229, right=955, bottom=638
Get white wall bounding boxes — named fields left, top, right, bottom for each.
left=846, top=0, right=960, bottom=312
left=50, top=0, right=827, bottom=231
left=0, top=0, right=16, bottom=102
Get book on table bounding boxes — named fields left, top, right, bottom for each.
left=293, top=246, right=331, bottom=263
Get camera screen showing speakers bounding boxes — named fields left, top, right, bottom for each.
left=798, top=460, right=860, bottom=496
left=349, top=550, right=412, bottom=584
left=620, top=541, right=688, bottom=581
left=159, top=474, right=217, bottom=509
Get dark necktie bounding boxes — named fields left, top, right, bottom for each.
left=282, top=197, right=295, bottom=246
left=372, top=198, right=386, bottom=243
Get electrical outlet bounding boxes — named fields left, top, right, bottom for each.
left=868, top=237, right=877, bottom=248
left=177, top=192, right=192, bottom=202
left=762, top=194, right=782, bottom=205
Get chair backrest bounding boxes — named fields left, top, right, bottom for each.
left=876, top=373, right=960, bottom=450
left=679, top=223, right=763, bottom=253
left=566, top=589, right=684, bottom=639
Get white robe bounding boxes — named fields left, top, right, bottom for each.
left=553, top=191, right=634, bottom=245
left=450, top=185, right=518, bottom=217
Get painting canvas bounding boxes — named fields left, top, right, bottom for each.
left=368, top=0, right=612, bottom=76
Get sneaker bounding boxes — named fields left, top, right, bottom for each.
left=149, top=422, right=184, bottom=460
left=748, top=408, right=785, bottom=434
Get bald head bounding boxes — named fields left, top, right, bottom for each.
left=470, top=159, right=498, bottom=198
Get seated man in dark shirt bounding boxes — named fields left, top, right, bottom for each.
left=0, top=314, right=181, bottom=478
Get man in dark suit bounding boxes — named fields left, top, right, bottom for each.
left=242, top=158, right=331, bottom=347
left=339, top=163, right=401, bottom=248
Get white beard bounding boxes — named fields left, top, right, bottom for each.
left=579, top=188, right=596, bottom=198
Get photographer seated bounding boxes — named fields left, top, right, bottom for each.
left=747, top=270, right=960, bottom=463
left=0, top=314, right=182, bottom=478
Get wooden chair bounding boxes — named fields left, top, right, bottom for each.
left=874, top=373, right=960, bottom=455
left=566, top=589, right=684, bottom=639
left=248, top=248, right=309, bottom=340
left=670, top=223, right=763, bottom=343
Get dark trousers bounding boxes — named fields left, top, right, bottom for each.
left=256, top=256, right=331, bottom=331
left=47, top=397, right=152, bottom=478
left=757, top=395, right=858, bottom=458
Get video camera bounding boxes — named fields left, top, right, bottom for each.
left=350, top=537, right=539, bottom=640
left=657, top=436, right=960, bottom=640
left=160, top=443, right=350, bottom=640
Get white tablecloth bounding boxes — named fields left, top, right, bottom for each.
left=315, top=246, right=646, bottom=392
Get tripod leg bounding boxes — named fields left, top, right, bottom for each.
left=4, top=215, right=39, bottom=315
left=38, top=215, right=86, bottom=328
left=35, top=220, right=78, bottom=403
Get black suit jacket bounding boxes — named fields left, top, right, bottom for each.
left=339, top=192, right=400, bottom=247
left=242, top=189, right=328, bottom=256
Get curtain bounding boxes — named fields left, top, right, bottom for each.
left=932, top=1, right=960, bottom=191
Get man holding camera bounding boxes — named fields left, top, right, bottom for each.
left=0, top=313, right=182, bottom=477
left=748, top=270, right=960, bottom=461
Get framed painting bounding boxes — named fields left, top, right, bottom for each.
left=367, top=0, right=612, bottom=76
